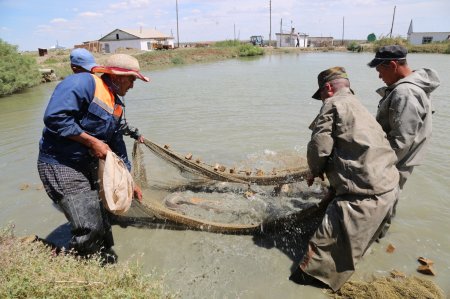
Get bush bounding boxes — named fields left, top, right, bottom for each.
left=445, top=43, right=450, bottom=54
left=171, top=56, right=185, bottom=65
left=238, top=44, right=264, bottom=57
left=347, top=41, right=362, bottom=52
left=0, top=39, right=41, bottom=96
left=214, top=40, right=242, bottom=47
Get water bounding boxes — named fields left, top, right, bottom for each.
left=1, top=52, right=449, bottom=298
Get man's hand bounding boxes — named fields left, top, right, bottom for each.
left=137, top=135, right=144, bottom=143
left=133, top=184, right=143, bottom=202
left=306, top=171, right=325, bottom=187
left=69, top=132, right=111, bottom=160
left=89, top=139, right=111, bottom=159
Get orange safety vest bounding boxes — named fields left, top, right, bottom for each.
left=91, top=74, right=123, bottom=119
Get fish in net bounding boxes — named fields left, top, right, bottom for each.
left=125, top=138, right=331, bottom=234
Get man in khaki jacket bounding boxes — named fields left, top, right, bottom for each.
left=368, top=45, right=440, bottom=188
left=289, top=67, right=399, bottom=291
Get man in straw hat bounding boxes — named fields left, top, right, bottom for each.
left=289, top=67, right=399, bottom=291
left=37, top=54, right=149, bottom=261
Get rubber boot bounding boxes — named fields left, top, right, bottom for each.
left=58, top=190, right=111, bottom=256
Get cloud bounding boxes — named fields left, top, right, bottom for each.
left=35, top=25, right=53, bottom=33
left=79, top=11, right=103, bottom=17
left=50, top=18, right=68, bottom=24
left=109, top=0, right=150, bottom=10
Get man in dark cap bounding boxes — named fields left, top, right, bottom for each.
left=289, top=67, right=399, bottom=291
left=368, top=46, right=440, bottom=238
left=368, top=45, right=440, bottom=189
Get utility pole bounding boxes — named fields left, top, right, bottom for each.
left=341, top=16, right=345, bottom=46
left=269, top=0, right=272, bottom=47
left=176, top=0, right=180, bottom=48
left=234, top=23, right=236, bottom=41
left=290, top=20, right=293, bottom=47
left=280, top=18, right=283, bottom=47
left=389, top=5, right=396, bottom=38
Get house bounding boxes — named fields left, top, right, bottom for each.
left=407, top=20, right=450, bottom=45
left=99, top=28, right=175, bottom=53
left=275, top=31, right=308, bottom=47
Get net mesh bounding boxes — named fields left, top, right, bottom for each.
left=126, top=138, right=330, bottom=233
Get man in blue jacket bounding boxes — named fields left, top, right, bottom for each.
left=37, top=54, right=149, bottom=259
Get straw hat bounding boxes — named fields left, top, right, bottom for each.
left=92, top=54, right=150, bottom=82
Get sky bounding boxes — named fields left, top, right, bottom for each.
left=1, top=0, right=449, bottom=51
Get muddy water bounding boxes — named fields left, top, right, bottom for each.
left=1, top=52, right=449, bottom=298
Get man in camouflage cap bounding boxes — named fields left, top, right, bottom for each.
left=311, top=66, right=352, bottom=100
left=289, top=67, right=399, bottom=291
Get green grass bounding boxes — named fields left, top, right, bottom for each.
left=0, top=225, right=172, bottom=299
left=371, top=37, right=450, bottom=54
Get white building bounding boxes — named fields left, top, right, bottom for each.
left=407, top=20, right=450, bottom=45
left=275, top=32, right=308, bottom=48
left=99, top=28, right=174, bottom=53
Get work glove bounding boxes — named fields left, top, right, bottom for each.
left=120, top=122, right=142, bottom=140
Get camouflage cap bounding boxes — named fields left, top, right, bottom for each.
left=312, top=66, right=349, bottom=100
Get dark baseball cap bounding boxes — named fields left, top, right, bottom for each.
left=367, top=45, right=407, bottom=68
left=312, top=66, right=350, bottom=100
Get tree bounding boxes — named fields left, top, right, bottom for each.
left=0, top=39, right=41, bottom=96
left=367, top=33, right=376, bottom=42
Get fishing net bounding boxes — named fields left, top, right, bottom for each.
left=125, top=138, right=330, bottom=234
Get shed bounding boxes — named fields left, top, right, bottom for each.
left=99, top=28, right=174, bottom=53
left=275, top=32, right=308, bottom=48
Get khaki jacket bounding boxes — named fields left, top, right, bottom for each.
left=376, top=68, right=440, bottom=170
left=308, top=88, right=399, bottom=196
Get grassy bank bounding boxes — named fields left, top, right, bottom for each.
left=0, top=225, right=171, bottom=299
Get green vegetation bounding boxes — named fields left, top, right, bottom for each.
left=0, top=225, right=170, bottom=298
left=170, top=56, right=185, bottom=65
left=371, top=37, right=450, bottom=54
left=0, top=39, right=41, bottom=97
left=367, top=33, right=377, bottom=42
left=213, top=40, right=242, bottom=47
left=237, top=44, right=264, bottom=57
left=347, top=41, right=362, bottom=52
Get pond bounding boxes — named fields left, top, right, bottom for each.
left=1, top=51, right=449, bottom=298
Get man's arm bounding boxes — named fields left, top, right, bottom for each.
left=307, top=102, right=335, bottom=180
left=68, top=133, right=111, bottom=160
left=43, top=73, right=95, bottom=138
left=388, top=89, right=424, bottom=162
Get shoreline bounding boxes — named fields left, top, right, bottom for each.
left=32, top=41, right=449, bottom=83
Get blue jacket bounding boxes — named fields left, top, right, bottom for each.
left=38, top=73, right=131, bottom=170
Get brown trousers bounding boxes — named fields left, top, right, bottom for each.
left=299, top=187, right=399, bottom=291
